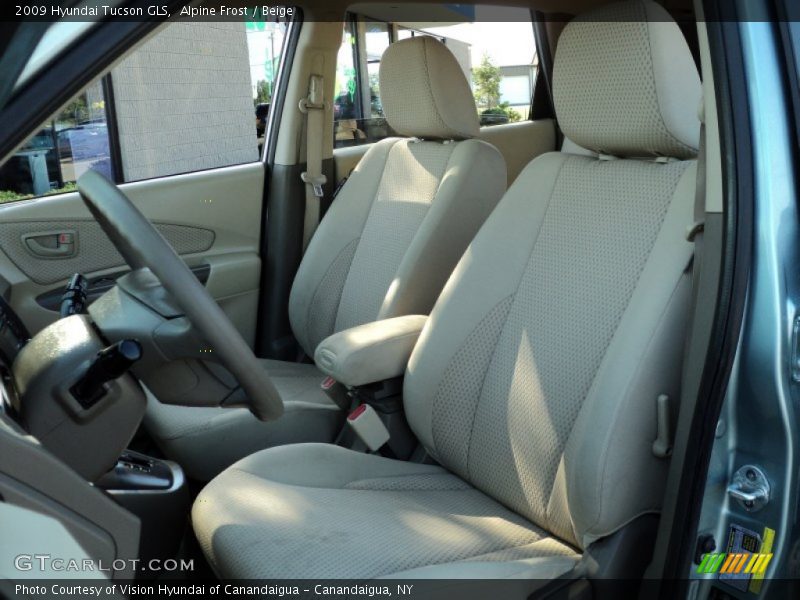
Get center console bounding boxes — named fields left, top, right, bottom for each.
left=1, top=277, right=192, bottom=578
left=96, top=450, right=190, bottom=574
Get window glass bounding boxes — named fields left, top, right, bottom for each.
left=333, top=20, right=394, bottom=148
left=0, top=78, right=113, bottom=204
left=334, top=23, right=363, bottom=146
left=246, top=21, right=286, bottom=154
left=364, top=21, right=390, bottom=119
left=110, top=20, right=287, bottom=181
left=396, top=28, right=414, bottom=41
left=335, top=26, right=359, bottom=122
left=425, top=15, right=536, bottom=127
left=0, top=18, right=290, bottom=204
left=54, top=80, right=114, bottom=184
left=334, top=7, right=536, bottom=149
left=15, top=21, right=97, bottom=90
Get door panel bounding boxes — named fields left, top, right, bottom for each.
left=0, top=220, right=214, bottom=285
left=0, top=162, right=264, bottom=346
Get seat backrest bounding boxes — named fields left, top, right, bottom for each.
left=289, top=37, right=506, bottom=356
left=404, top=0, right=702, bottom=550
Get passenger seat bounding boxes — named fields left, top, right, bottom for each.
left=192, top=0, right=703, bottom=584
left=144, top=36, right=507, bottom=480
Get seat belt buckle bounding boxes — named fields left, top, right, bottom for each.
left=347, top=404, right=390, bottom=452
left=301, top=172, right=326, bottom=197
left=321, top=376, right=350, bottom=410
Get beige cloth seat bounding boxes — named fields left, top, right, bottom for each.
left=193, top=443, right=580, bottom=580
left=145, top=36, right=507, bottom=480
left=193, top=0, right=702, bottom=585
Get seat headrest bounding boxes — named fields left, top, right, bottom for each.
left=553, top=0, right=702, bottom=159
left=380, top=36, right=480, bottom=140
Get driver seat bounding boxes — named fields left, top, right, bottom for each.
left=192, top=0, right=701, bottom=586
left=145, top=36, right=507, bottom=480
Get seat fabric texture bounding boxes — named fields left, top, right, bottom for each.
left=193, top=444, right=579, bottom=579
left=146, top=35, right=506, bottom=480
left=193, top=0, right=702, bottom=584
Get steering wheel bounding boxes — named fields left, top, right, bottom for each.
left=77, top=169, right=284, bottom=421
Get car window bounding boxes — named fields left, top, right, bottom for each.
left=334, top=6, right=537, bottom=149
left=0, top=18, right=290, bottom=204
left=0, top=79, right=111, bottom=203
left=14, top=21, right=97, bottom=91
left=334, top=19, right=394, bottom=148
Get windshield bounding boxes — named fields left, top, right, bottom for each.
left=11, top=1, right=128, bottom=91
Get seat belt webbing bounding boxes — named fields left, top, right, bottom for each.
left=687, top=119, right=706, bottom=321
left=299, top=72, right=327, bottom=250
left=642, top=102, right=711, bottom=587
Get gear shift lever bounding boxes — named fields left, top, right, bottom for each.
left=71, top=339, right=142, bottom=408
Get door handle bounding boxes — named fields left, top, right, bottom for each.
left=22, top=231, right=77, bottom=258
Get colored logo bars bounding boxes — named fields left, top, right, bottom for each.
left=697, top=552, right=773, bottom=575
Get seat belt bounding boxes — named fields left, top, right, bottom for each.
left=643, top=102, right=710, bottom=587
left=299, top=72, right=327, bottom=250
left=685, top=105, right=707, bottom=357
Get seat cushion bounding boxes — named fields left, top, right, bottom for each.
left=144, top=360, right=342, bottom=481
left=192, top=443, right=579, bottom=580
left=404, top=150, right=696, bottom=548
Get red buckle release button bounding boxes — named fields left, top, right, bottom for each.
left=348, top=403, right=367, bottom=421
left=321, top=376, right=336, bottom=390
left=346, top=403, right=390, bottom=451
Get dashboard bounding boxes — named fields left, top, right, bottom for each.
left=0, top=295, right=30, bottom=366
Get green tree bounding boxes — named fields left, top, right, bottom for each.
left=499, top=101, right=522, bottom=122
left=254, top=79, right=271, bottom=105
left=58, top=96, right=89, bottom=126
left=472, top=54, right=502, bottom=110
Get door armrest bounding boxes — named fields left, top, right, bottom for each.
left=314, top=315, right=428, bottom=387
